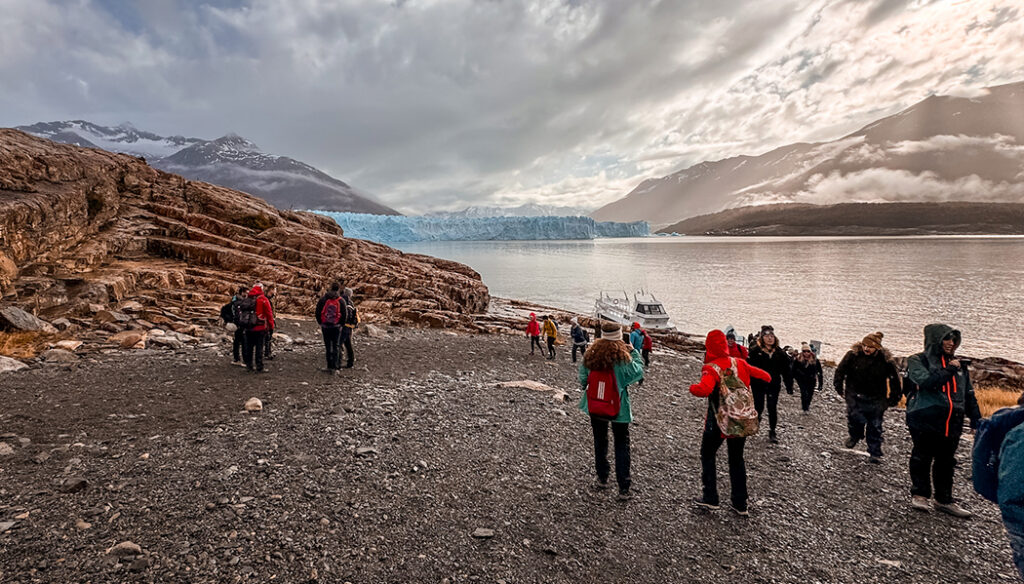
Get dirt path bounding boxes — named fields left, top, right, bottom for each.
left=0, top=320, right=1016, bottom=583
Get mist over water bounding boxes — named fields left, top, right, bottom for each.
left=396, top=236, right=1024, bottom=362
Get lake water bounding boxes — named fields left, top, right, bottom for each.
left=395, top=236, right=1024, bottom=362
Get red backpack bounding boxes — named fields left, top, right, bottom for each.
left=642, top=331, right=653, bottom=350
left=586, top=369, right=621, bottom=419
left=321, top=297, right=343, bottom=326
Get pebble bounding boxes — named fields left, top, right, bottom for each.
left=75, top=519, right=92, bottom=530
left=107, top=541, right=143, bottom=556
left=0, top=443, right=13, bottom=456
left=471, top=528, right=495, bottom=539
left=59, top=477, right=89, bottom=494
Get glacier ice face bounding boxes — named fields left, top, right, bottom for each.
left=312, top=212, right=650, bottom=243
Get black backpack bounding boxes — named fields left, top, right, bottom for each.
left=345, top=300, right=358, bottom=327
left=219, top=301, right=234, bottom=325
left=237, top=296, right=260, bottom=330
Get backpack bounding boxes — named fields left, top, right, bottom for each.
left=642, top=331, right=653, bottom=351
left=711, top=358, right=759, bottom=438
left=344, top=300, right=358, bottom=327
left=585, top=369, right=621, bottom=419
left=972, top=406, right=1024, bottom=502
left=219, top=301, right=234, bottom=325
left=236, top=296, right=260, bottom=330
left=321, top=297, right=343, bottom=327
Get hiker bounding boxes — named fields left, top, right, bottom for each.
left=690, top=329, right=771, bottom=516
left=222, top=286, right=247, bottom=365
left=578, top=321, right=645, bottom=501
left=905, top=323, right=981, bottom=517
left=834, top=332, right=901, bottom=463
left=315, top=282, right=344, bottom=371
left=239, top=284, right=274, bottom=373
left=527, top=313, right=543, bottom=355
left=570, top=317, right=590, bottom=363
left=340, top=287, right=358, bottom=368
left=705, top=326, right=748, bottom=363
left=629, top=322, right=650, bottom=385
left=262, top=283, right=277, bottom=360
left=747, top=325, right=793, bottom=443
left=972, top=393, right=1024, bottom=579
left=791, top=342, right=823, bottom=412
left=542, top=315, right=558, bottom=360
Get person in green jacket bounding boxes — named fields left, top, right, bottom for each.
left=578, top=321, right=645, bottom=500
left=905, top=323, right=981, bottom=517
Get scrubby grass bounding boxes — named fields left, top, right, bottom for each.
left=976, top=387, right=1023, bottom=417
left=0, top=331, right=59, bottom=359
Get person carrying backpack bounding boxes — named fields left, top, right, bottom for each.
left=905, top=323, right=981, bottom=517
left=690, top=329, right=771, bottom=516
left=526, top=313, right=543, bottom=355
left=972, top=394, right=1024, bottom=579
left=239, top=284, right=275, bottom=373
left=834, top=332, right=901, bottom=463
left=262, top=283, right=277, bottom=360
left=542, top=316, right=558, bottom=360
left=569, top=317, right=590, bottom=363
left=221, top=286, right=247, bottom=365
left=315, top=282, right=344, bottom=371
left=340, top=287, right=358, bottom=368
left=578, top=321, right=645, bottom=501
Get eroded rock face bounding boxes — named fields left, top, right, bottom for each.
left=0, top=130, right=489, bottom=327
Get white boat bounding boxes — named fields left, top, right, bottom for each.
left=594, top=290, right=676, bottom=331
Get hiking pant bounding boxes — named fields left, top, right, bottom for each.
left=264, top=328, right=273, bottom=357
left=846, top=394, right=886, bottom=456
left=909, top=422, right=962, bottom=503
left=798, top=380, right=815, bottom=411
left=572, top=342, right=588, bottom=363
left=243, top=330, right=266, bottom=371
left=642, top=349, right=651, bottom=367
left=546, top=336, right=556, bottom=358
left=341, top=326, right=354, bottom=367
left=590, top=416, right=631, bottom=492
left=530, top=336, right=543, bottom=354
left=752, top=385, right=780, bottom=433
left=321, top=326, right=341, bottom=370
left=232, top=328, right=245, bottom=361
left=1006, top=525, right=1024, bottom=582
left=700, top=420, right=748, bottom=507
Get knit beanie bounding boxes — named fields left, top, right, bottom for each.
left=601, top=322, right=623, bottom=341
left=801, top=342, right=811, bottom=352
left=861, top=331, right=884, bottom=350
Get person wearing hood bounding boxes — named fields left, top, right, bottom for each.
left=570, top=317, right=590, bottom=363
left=242, top=284, right=275, bottom=373
left=905, top=323, right=981, bottom=517
left=542, top=315, right=559, bottom=360
left=526, top=313, right=543, bottom=355
left=747, top=325, right=793, bottom=443
left=834, top=332, right=901, bottom=463
left=578, top=321, right=645, bottom=501
left=704, top=326, right=748, bottom=363
left=315, top=282, right=344, bottom=371
left=690, top=329, right=771, bottom=516
left=229, top=286, right=247, bottom=365
left=791, top=342, right=823, bottom=412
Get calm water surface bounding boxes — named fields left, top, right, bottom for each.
left=396, top=236, right=1024, bottom=362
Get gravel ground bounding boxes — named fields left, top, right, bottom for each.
left=0, top=319, right=1017, bottom=583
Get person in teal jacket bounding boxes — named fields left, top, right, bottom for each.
left=578, top=321, right=645, bottom=500
left=905, top=323, right=981, bottom=517
left=999, top=413, right=1024, bottom=580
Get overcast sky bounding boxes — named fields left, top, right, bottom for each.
left=1, top=0, right=1021, bottom=213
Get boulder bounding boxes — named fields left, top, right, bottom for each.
left=41, top=349, right=77, bottom=363
left=0, top=306, right=57, bottom=333
left=54, top=340, right=83, bottom=351
left=108, top=330, right=147, bottom=349
left=149, top=336, right=183, bottom=350
left=0, top=355, right=28, bottom=373
left=94, top=310, right=132, bottom=324
left=244, top=397, right=263, bottom=412
left=361, top=323, right=389, bottom=339
left=106, top=541, right=143, bottom=556
left=51, top=318, right=73, bottom=331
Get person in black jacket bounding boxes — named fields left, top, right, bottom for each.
left=747, top=325, right=793, bottom=443
left=569, top=317, right=590, bottom=363
left=229, top=286, right=247, bottom=365
left=315, top=282, right=344, bottom=372
left=791, top=342, right=823, bottom=412
left=834, top=332, right=901, bottom=464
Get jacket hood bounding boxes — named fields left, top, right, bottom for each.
left=249, top=285, right=264, bottom=297
left=324, top=290, right=340, bottom=299
left=923, top=323, right=960, bottom=355
left=704, top=329, right=730, bottom=361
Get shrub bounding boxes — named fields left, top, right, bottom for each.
left=0, top=331, right=60, bottom=359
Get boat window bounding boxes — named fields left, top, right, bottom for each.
left=638, top=304, right=664, bottom=315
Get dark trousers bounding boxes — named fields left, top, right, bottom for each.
left=546, top=336, right=556, bottom=358
left=847, top=395, right=886, bottom=456
left=572, top=342, right=588, bottom=363
left=232, top=328, right=245, bottom=361
left=909, top=424, right=962, bottom=503
left=243, top=330, right=266, bottom=371
left=264, top=328, right=273, bottom=357
left=341, top=326, right=354, bottom=367
left=798, top=381, right=815, bottom=411
left=700, top=421, right=748, bottom=507
left=530, top=336, right=543, bottom=354
left=641, top=349, right=651, bottom=367
left=321, top=326, right=341, bottom=369
left=1007, top=526, right=1024, bottom=582
left=752, top=385, right=780, bottom=432
left=590, top=416, right=631, bottom=492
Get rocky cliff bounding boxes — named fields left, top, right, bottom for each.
left=0, top=129, right=488, bottom=330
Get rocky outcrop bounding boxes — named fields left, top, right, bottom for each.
left=0, top=129, right=489, bottom=328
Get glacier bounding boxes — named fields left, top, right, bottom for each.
left=312, top=212, right=650, bottom=243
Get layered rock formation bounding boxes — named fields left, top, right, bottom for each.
left=0, top=129, right=488, bottom=329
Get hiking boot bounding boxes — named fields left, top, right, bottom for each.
left=910, top=495, right=931, bottom=512
left=844, top=437, right=859, bottom=449
left=593, top=479, right=610, bottom=491
left=693, top=499, right=719, bottom=511
left=617, top=489, right=633, bottom=501
left=768, top=430, right=778, bottom=444
left=868, top=455, right=882, bottom=464
left=730, top=502, right=750, bottom=517
left=934, top=501, right=973, bottom=519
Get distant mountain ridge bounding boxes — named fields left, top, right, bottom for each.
left=14, top=120, right=399, bottom=215
left=592, top=81, right=1024, bottom=228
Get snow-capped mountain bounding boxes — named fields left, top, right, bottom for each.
left=592, top=80, right=1024, bottom=227
left=14, top=121, right=399, bottom=215
left=426, top=203, right=593, bottom=218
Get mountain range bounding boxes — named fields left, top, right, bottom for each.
left=592, top=81, right=1024, bottom=228
left=13, top=120, right=400, bottom=215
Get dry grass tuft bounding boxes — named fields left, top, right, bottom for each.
left=976, top=387, right=1023, bottom=418
left=0, top=331, right=60, bottom=359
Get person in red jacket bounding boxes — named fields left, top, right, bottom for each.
left=703, top=325, right=748, bottom=363
left=526, top=313, right=543, bottom=355
left=243, top=284, right=275, bottom=373
left=691, top=329, right=771, bottom=516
